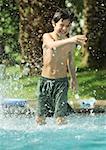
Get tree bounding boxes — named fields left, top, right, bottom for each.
left=19, top=0, right=65, bottom=76
left=82, top=0, right=106, bottom=69
left=0, top=0, right=19, bottom=65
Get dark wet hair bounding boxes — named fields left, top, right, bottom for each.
left=52, top=9, right=74, bottom=23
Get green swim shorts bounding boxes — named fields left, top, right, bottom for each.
left=36, top=76, right=69, bottom=118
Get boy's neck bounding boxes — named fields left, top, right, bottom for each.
left=52, top=31, right=65, bottom=40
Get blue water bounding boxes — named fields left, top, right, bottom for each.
left=0, top=114, right=106, bottom=150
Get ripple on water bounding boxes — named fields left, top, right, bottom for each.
left=0, top=114, right=106, bottom=150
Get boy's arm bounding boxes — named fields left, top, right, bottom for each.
left=43, top=33, right=86, bottom=50
left=67, top=45, right=78, bottom=92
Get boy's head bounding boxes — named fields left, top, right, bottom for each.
left=52, top=9, right=74, bottom=24
left=52, top=9, right=74, bottom=36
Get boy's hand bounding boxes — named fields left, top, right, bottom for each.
left=71, top=35, right=87, bottom=45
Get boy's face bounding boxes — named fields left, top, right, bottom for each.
left=53, top=19, right=71, bottom=36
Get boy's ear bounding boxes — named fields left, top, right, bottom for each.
left=52, top=20, right=56, bottom=27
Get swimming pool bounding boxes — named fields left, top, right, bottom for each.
left=0, top=114, right=106, bottom=150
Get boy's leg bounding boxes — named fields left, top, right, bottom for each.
left=55, top=116, right=66, bottom=125
left=36, top=95, right=46, bottom=125
left=36, top=77, right=54, bottom=125
left=36, top=97, right=54, bottom=125
left=54, top=79, right=68, bottom=125
left=36, top=78, right=47, bottom=125
left=36, top=94, right=53, bottom=124
left=36, top=116, right=46, bottom=125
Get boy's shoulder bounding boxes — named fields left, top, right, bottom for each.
left=43, top=32, right=54, bottom=41
left=43, top=32, right=52, bottom=37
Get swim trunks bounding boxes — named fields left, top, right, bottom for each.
left=36, top=76, right=70, bottom=117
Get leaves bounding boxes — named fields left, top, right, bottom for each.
left=0, top=0, right=19, bottom=64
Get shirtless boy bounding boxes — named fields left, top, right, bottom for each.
left=36, top=9, right=87, bottom=125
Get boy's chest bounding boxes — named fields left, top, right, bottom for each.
left=49, top=45, right=70, bottom=64
left=55, top=44, right=70, bottom=57
left=43, top=44, right=70, bottom=61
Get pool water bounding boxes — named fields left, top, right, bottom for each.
left=0, top=114, right=106, bottom=150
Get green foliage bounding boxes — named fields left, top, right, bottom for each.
left=78, top=70, right=106, bottom=100
left=67, top=0, right=83, bottom=13
left=66, top=0, right=84, bottom=34
left=0, top=0, right=19, bottom=64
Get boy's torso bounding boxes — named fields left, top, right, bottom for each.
left=42, top=33, right=71, bottom=79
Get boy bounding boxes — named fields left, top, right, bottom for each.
left=36, top=9, right=87, bottom=125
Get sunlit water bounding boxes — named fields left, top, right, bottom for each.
left=0, top=113, right=106, bottom=150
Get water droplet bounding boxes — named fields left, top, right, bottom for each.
left=101, top=3, right=104, bottom=7
left=75, top=135, right=81, bottom=140
left=67, top=3, right=72, bottom=7
left=77, top=45, right=81, bottom=50
left=5, top=4, right=9, bottom=6
left=102, top=18, right=105, bottom=21
left=61, top=62, right=64, bottom=65
left=89, top=47, right=92, bottom=50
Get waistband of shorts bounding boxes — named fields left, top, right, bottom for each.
left=41, top=76, right=68, bottom=82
